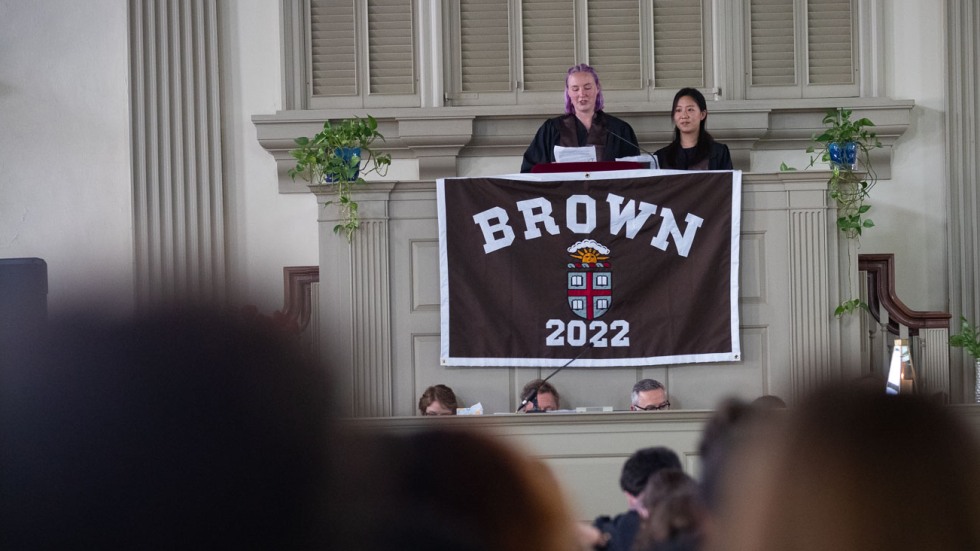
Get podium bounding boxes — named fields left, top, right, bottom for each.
left=530, top=160, right=649, bottom=173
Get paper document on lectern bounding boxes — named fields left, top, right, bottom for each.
left=437, top=169, right=742, bottom=368
left=553, top=145, right=597, bottom=163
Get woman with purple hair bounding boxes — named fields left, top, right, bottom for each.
left=520, top=64, right=640, bottom=172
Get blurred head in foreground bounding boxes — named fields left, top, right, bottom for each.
left=1, top=307, right=336, bottom=548
left=336, top=428, right=581, bottom=551
left=708, top=385, right=980, bottom=551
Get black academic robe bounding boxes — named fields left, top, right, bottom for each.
left=654, top=141, right=733, bottom=171
left=520, top=111, right=640, bottom=173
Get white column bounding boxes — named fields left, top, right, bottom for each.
left=129, top=0, right=226, bottom=305
left=946, top=0, right=980, bottom=402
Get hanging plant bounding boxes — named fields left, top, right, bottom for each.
left=781, top=108, right=882, bottom=316
left=288, top=115, right=391, bottom=242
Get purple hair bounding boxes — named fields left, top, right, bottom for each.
left=564, top=64, right=604, bottom=115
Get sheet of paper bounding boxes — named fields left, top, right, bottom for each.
left=457, top=402, right=484, bottom=415
left=553, top=145, right=597, bottom=163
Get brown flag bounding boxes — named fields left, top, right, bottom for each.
left=438, top=170, right=741, bottom=367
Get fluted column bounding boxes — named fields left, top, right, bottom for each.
left=787, top=186, right=862, bottom=400
left=313, top=183, right=395, bottom=417
left=946, top=0, right=980, bottom=402
left=128, top=0, right=226, bottom=305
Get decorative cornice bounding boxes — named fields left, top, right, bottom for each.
left=254, top=98, right=915, bottom=193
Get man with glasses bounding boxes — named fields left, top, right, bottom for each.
left=630, top=379, right=670, bottom=411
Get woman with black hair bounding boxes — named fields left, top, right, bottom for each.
left=654, top=88, right=732, bottom=171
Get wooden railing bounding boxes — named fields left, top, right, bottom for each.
left=859, top=254, right=952, bottom=399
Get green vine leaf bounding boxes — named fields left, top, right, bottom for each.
left=949, top=316, right=980, bottom=359
left=834, top=299, right=867, bottom=318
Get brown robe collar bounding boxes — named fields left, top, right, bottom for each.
left=558, top=112, right=607, bottom=161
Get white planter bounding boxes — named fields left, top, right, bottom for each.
left=975, top=359, right=980, bottom=404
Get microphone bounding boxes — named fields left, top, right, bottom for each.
left=516, top=343, right=595, bottom=413
left=606, top=129, right=660, bottom=168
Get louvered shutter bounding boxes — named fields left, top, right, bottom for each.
left=367, top=0, right=415, bottom=95
left=749, top=0, right=796, bottom=86
left=806, top=0, right=854, bottom=85
left=587, top=1, right=641, bottom=90
left=521, top=0, right=575, bottom=91
left=310, top=0, right=357, bottom=97
left=652, top=0, right=705, bottom=89
left=460, top=0, right=511, bottom=92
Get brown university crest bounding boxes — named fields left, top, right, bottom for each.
left=566, top=239, right=612, bottom=320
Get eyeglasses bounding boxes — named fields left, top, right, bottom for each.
left=423, top=410, right=454, bottom=416
left=633, top=401, right=670, bottom=411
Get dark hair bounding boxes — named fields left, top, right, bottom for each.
left=522, top=378, right=560, bottom=408
left=632, top=378, right=666, bottom=405
left=0, top=307, right=337, bottom=548
left=750, top=394, right=787, bottom=409
left=659, top=87, right=715, bottom=169
left=564, top=64, right=605, bottom=114
left=633, top=469, right=705, bottom=551
left=335, top=429, right=580, bottom=551
left=619, top=446, right=683, bottom=496
left=418, top=384, right=459, bottom=415
left=712, top=385, right=980, bottom=550
left=696, top=397, right=778, bottom=513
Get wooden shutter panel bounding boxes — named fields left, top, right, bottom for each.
left=749, top=0, right=796, bottom=86
left=367, top=0, right=415, bottom=95
left=460, top=0, right=511, bottom=92
left=587, top=1, right=641, bottom=90
left=806, top=0, right=854, bottom=85
left=652, top=0, right=705, bottom=89
left=521, top=0, right=575, bottom=91
left=310, top=0, right=357, bottom=97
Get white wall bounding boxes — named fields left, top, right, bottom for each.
left=221, top=0, right=319, bottom=314
left=873, top=0, right=948, bottom=311
left=0, top=1, right=134, bottom=314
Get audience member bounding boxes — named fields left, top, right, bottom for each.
left=631, top=379, right=670, bottom=411
left=632, top=469, right=705, bottom=551
left=749, top=394, right=787, bottom=409
left=707, top=385, right=980, bottom=551
left=520, top=378, right=561, bottom=412
left=589, top=446, right=683, bottom=551
left=520, top=63, right=639, bottom=172
left=695, top=397, right=769, bottom=518
left=334, top=428, right=582, bottom=551
left=418, top=383, right=458, bottom=416
left=0, top=307, right=337, bottom=548
left=654, top=87, right=732, bottom=171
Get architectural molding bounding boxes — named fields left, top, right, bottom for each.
left=254, top=98, right=914, bottom=193
left=128, top=0, right=226, bottom=304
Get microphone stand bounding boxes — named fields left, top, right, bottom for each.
left=516, top=343, right=594, bottom=413
left=606, top=129, right=660, bottom=168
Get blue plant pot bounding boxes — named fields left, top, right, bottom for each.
left=325, top=147, right=361, bottom=182
left=828, top=141, right=857, bottom=169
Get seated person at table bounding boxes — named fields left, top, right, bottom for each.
left=418, top=384, right=458, bottom=416
left=520, top=64, right=639, bottom=173
left=519, top=378, right=561, bottom=412
left=630, top=378, right=671, bottom=411
left=654, top=87, right=732, bottom=171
